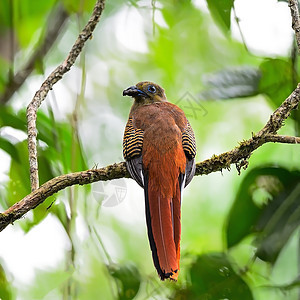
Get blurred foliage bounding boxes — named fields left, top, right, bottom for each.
left=0, top=264, right=12, bottom=300
left=200, top=66, right=261, bottom=100
left=108, top=263, right=141, bottom=300
left=0, top=0, right=299, bottom=300
left=226, top=167, right=300, bottom=263
left=258, top=58, right=296, bottom=108
left=206, top=0, right=234, bottom=32
left=175, top=253, right=253, bottom=299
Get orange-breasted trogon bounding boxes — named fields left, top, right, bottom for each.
left=123, top=81, right=196, bottom=280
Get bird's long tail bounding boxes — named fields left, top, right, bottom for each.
left=144, top=172, right=181, bottom=280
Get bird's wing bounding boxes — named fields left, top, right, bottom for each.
left=123, top=117, right=144, bottom=187
left=182, top=120, right=196, bottom=187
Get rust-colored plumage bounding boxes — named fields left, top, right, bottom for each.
left=123, top=81, right=196, bottom=280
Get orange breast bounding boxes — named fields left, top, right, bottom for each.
left=132, top=102, right=187, bottom=198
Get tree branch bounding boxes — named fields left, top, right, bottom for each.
left=0, top=83, right=299, bottom=232
left=0, top=0, right=300, bottom=232
left=27, top=0, right=105, bottom=192
left=0, top=163, right=128, bottom=232
left=0, top=4, right=69, bottom=104
left=289, top=0, right=300, bottom=51
left=264, top=134, right=300, bottom=144
left=196, top=83, right=300, bottom=175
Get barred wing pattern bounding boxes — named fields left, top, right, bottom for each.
left=123, top=117, right=144, bottom=160
left=123, top=118, right=196, bottom=188
left=182, top=120, right=196, bottom=187
left=182, top=120, right=196, bottom=160
left=123, top=117, right=144, bottom=187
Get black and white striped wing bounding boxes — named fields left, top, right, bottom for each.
left=182, top=120, right=196, bottom=187
left=123, top=117, right=144, bottom=187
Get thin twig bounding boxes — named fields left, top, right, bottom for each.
left=232, top=4, right=249, bottom=53
left=26, top=0, right=105, bottom=192
left=289, top=0, right=300, bottom=51
left=265, top=134, right=300, bottom=144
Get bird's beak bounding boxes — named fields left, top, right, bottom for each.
left=123, top=86, right=147, bottom=97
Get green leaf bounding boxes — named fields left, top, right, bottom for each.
left=6, top=140, right=56, bottom=232
left=7, top=140, right=31, bottom=207
left=62, top=0, right=96, bottom=14
left=50, top=201, right=68, bottom=232
left=226, top=167, right=300, bottom=248
left=0, top=107, right=27, bottom=132
left=35, top=110, right=59, bottom=148
left=0, top=58, right=9, bottom=93
left=175, top=253, right=253, bottom=299
left=226, top=166, right=300, bottom=264
left=38, top=150, right=56, bottom=184
left=256, top=182, right=300, bottom=263
left=50, top=121, right=87, bottom=173
left=264, top=277, right=300, bottom=291
left=0, top=264, right=12, bottom=300
left=258, top=58, right=295, bottom=107
left=206, top=0, right=234, bottom=32
left=0, top=1, right=11, bottom=28
left=19, top=149, right=57, bottom=231
left=22, top=268, right=72, bottom=299
left=34, top=57, right=45, bottom=75
left=0, top=136, right=20, bottom=162
left=226, top=168, right=264, bottom=248
left=35, top=110, right=87, bottom=174
left=201, top=67, right=261, bottom=100
left=108, top=263, right=141, bottom=300
left=14, top=0, right=56, bottom=47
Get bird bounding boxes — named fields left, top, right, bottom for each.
left=122, top=81, right=196, bottom=281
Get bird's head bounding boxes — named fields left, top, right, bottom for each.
left=123, top=81, right=167, bottom=105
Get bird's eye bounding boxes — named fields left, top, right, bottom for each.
left=147, top=85, right=156, bottom=93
